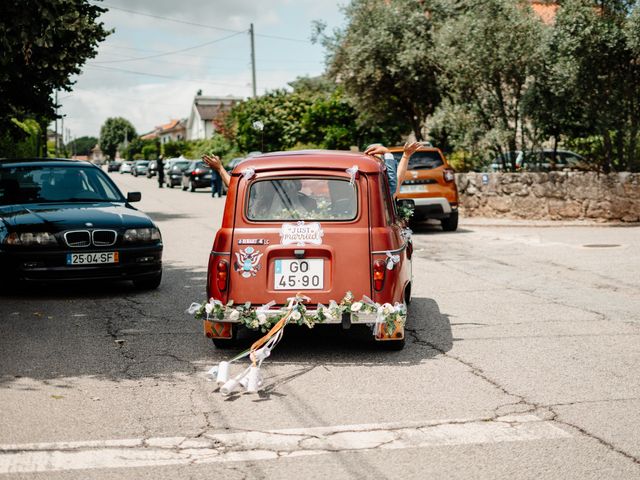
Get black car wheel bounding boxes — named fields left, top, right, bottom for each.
left=189, top=180, right=196, bottom=192
left=133, top=272, right=162, bottom=290
left=441, top=210, right=459, bottom=232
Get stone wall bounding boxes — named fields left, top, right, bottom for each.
left=456, top=172, right=640, bottom=222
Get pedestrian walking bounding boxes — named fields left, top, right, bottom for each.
left=157, top=155, right=165, bottom=188
left=211, top=167, right=223, bottom=198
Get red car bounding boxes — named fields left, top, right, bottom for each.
left=201, top=151, right=412, bottom=350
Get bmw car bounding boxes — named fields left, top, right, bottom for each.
left=0, top=158, right=163, bottom=289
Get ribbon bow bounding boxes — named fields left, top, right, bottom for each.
left=241, top=167, right=256, bottom=180
left=385, top=251, right=401, bottom=270
left=346, top=165, right=359, bottom=186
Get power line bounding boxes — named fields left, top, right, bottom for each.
left=85, top=64, right=250, bottom=89
left=95, top=2, right=243, bottom=34
left=92, top=32, right=244, bottom=64
left=100, top=44, right=320, bottom=64
left=95, top=2, right=311, bottom=43
left=66, top=88, right=188, bottom=108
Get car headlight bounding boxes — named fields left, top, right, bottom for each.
left=5, top=232, right=58, bottom=246
left=123, top=227, right=161, bottom=243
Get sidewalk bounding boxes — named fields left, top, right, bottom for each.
left=458, top=217, right=640, bottom=227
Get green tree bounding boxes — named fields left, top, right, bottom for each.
left=316, top=0, right=442, bottom=140
left=228, top=90, right=312, bottom=152
left=99, top=117, right=137, bottom=160
left=0, top=118, right=43, bottom=158
left=162, top=140, right=187, bottom=158
left=434, top=0, right=545, bottom=170
left=67, top=136, right=97, bottom=156
left=0, top=0, right=110, bottom=135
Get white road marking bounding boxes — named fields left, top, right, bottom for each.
left=0, top=415, right=570, bottom=474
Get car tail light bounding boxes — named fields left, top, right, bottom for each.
left=216, top=260, right=229, bottom=291
left=373, top=260, right=386, bottom=291
left=443, top=168, right=455, bottom=183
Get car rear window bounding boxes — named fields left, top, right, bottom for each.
left=246, top=178, right=357, bottom=221
left=0, top=165, right=122, bottom=205
left=392, top=151, right=444, bottom=170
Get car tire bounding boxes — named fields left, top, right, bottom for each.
left=441, top=210, right=459, bottom=232
left=133, top=273, right=162, bottom=290
left=189, top=180, right=196, bottom=192
left=379, top=337, right=406, bottom=351
left=211, top=325, right=239, bottom=349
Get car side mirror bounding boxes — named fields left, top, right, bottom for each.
left=127, top=192, right=141, bottom=203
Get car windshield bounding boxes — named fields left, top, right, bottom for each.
left=136, top=161, right=149, bottom=166
left=171, top=161, right=190, bottom=170
left=0, top=165, right=123, bottom=205
left=247, top=177, right=357, bottom=221
left=392, top=151, right=444, bottom=170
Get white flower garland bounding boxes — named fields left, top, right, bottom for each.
left=188, top=291, right=406, bottom=337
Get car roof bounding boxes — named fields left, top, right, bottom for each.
left=235, top=150, right=384, bottom=174
left=387, top=146, right=443, bottom=154
left=0, top=157, right=96, bottom=168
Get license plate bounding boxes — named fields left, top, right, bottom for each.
left=274, top=259, right=323, bottom=290
left=400, top=184, right=428, bottom=193
left=67, top=252, right=119, bottom=265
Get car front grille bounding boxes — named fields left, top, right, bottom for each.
left=92, top=230, right=117, bottom=246
left=64, top=230, right=91, bottom=247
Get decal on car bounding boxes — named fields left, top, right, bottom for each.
left=238, top=238, right=269, bottom=245
left=279, top=221, right=324, bottom=246
left=234, top=246, right=263, bottom=278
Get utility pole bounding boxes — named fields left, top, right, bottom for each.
left=250, top=23, right=257, bottom=98
left=54, top=90, right=58, bottom=156
left=60, top=115, right=64, bottom=157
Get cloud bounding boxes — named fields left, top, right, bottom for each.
left=56, top=1, right=343, bottom=138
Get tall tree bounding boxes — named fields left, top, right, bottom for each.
left=316, top=0, right=442, bottom=140
left=99, top=118, right=137, bottom=160
left=67, top=136, right=98, bottom=156
left=434, top=0, right=545, bottom=169
left=0, top=0, right=110, bottom=134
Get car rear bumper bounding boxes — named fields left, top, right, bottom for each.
left=404, top=197, right=456, bottom=219
left=0, top=245, right=162, bottom=282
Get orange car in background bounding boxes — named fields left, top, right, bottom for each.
left=389, top=143, right=459, bottom=231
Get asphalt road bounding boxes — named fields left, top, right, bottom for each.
left=1, top=170, right=639, bottom=479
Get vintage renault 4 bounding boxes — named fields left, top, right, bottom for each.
left=203, top=150, right=412, bottom=350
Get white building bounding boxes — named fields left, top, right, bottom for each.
left=186, top=94, right=242, bottom=140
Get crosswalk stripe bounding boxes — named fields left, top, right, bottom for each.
left=0, top=415, right=571, bottom=474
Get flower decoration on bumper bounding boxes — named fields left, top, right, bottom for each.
left=188, top=291, right=406, bottom=337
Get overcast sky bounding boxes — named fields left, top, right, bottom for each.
left=57, top=0, right=345, bottom=140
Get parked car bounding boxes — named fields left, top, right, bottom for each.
left=490, top=149, right=586, bottom=172
left=107, top=162, right=120, bottom=172
left=389, top=144, right=460, bottom=231
left=165, top=160, right=191, bottom=188
left=119, top=161, right=133, bottom=174
left=132, top=160, right=149, bottom=177
left=203, top=150, right=411, bottom=349
left=146, top=160, right=158, bottom=178
left=225, top=157, right=246, bottom=172
left=0, top=158, right=163, bottom=289
left=181, top=161, right=212, bottom=192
